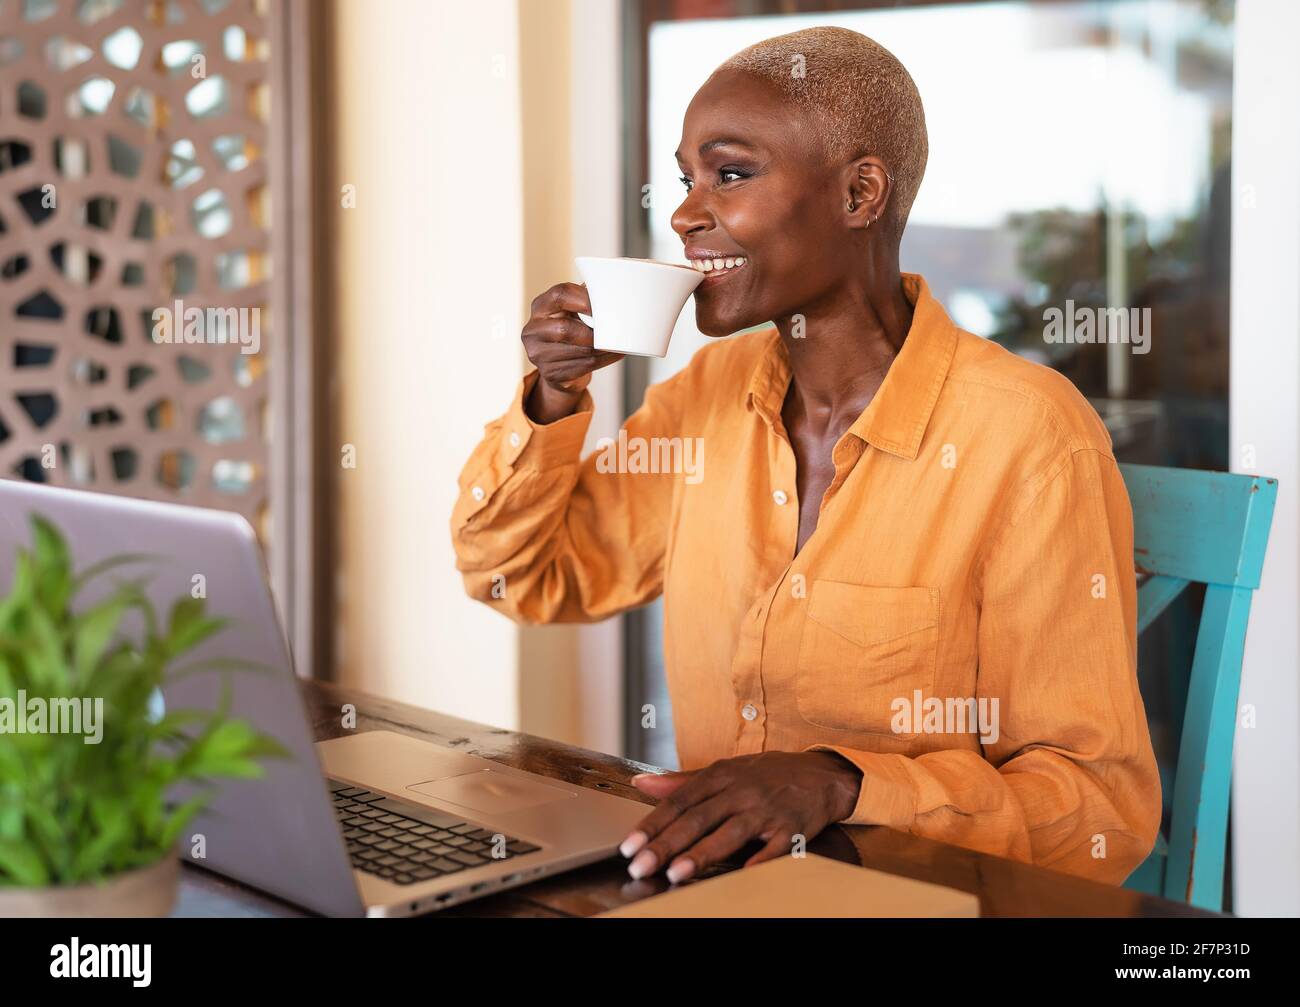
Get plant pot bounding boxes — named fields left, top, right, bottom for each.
left=0, top=854, right=179, bottom=918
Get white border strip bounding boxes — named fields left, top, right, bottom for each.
left=1230, top=0, right=1300, bottom=918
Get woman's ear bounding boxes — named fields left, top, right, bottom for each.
left=846, top=156, right=892, bottom=229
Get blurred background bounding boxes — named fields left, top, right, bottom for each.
left=0, top=0, right=1295, bottom=914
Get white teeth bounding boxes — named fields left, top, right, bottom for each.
left=689, top=256, right=747, bottom=273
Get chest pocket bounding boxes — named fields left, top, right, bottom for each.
left=795, top=581, right=940, bottom=737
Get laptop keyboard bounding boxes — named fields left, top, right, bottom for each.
left=328, top=779, right=541, bottom=887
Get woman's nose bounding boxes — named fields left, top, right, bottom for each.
left=670, top=191, right=711, bottom=241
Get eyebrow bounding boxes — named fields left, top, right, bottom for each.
left=674, top=137, right=757, bottom=162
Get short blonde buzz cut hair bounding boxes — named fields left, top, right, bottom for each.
left=716, top=25, right=928, bottom=241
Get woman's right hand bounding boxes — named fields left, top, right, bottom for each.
left=522, top=282, right=624, bottom=425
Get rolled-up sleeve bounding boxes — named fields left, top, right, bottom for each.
left=809, top=447, right=1162, bottom=884
left=451, top=368, right=686, bottom=624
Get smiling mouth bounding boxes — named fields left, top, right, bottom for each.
left=689, top=256, right=747, bottom=285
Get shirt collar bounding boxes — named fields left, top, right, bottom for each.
left=744, top=272, right=958, bottom=461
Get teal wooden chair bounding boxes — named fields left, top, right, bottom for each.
left=1118, top=464, right=1278, bottom=911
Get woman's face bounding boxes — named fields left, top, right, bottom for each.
left=671, top=69, right=852, bottom=337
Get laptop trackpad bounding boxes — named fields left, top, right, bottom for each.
left=407, top=770, right=577, bottom=815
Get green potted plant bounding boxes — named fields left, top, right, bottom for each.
left=0, top=515, right=286, bottom=917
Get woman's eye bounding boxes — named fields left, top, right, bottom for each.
left=678, top=169, right=748, bottom=192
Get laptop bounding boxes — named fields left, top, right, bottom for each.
left=0, top=479, right=649, bottom=917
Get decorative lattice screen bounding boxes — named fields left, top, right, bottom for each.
left=0, top=0, right=271, bottom=535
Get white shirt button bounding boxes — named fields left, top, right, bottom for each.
left=471, top=486, right=485, bottom=501
left=508, top=431, right=521, bottom=448
left=741, top=703, right=758, bottom=721
left=772, top=490, right=788, bottom=505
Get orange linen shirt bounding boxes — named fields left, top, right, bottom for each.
left=451, top=272, right=1161, bottom=884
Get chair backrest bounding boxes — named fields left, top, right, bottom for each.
left=1118, top=463, right=1278, bottom=911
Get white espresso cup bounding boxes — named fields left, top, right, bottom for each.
left=574, top=256, right=704, bottom=358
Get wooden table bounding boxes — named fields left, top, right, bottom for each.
left=176, top=680, right=1216, bottom=918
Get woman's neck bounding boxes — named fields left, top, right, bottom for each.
left=774, top=264, right=914, bottom=434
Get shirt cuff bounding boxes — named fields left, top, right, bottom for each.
left=508, top=369, right=594, bottom=471
left=805, top=744, right=919, bottom=830
left=454, top=370, right=594, bottom=526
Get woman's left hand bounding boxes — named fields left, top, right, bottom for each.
left=619, top=751, right=863, bottom=883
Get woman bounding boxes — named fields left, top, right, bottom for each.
left=452, top=26, right=1160, bottom=887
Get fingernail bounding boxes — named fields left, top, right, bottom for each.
left=666, top=858, right=695, bottom=885
left=630, top=773, right=650, bottom=783
left=628, top=849, right=658, bottom=880
left=619, top=830, right=648, bottom=859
